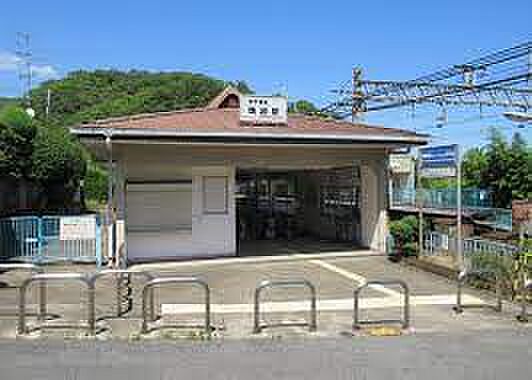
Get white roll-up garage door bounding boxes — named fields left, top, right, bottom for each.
left=126, top=182, right=193, bottom=260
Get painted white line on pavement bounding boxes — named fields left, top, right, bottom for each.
left=131, top=250, right=382, bottom=272
left=161, top=294, right=484, bottom=315
left=308, top=259, right=400, bottom=297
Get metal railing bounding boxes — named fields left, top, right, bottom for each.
left=253, top=279, right=317, bottom=334
left=18, top=273, right=95, bottom=335
left=392, top=188, right=492, bottom=210
left=0, top=215, right=103, bottom=266
left=353, top=280, right=410, bottom=330
left=423, top=232, right=518, bottom=262
left=0, top=263, right=46, bottom=318
left=141, top=277, right=211, bottom=337
left=453, top=269, right=503, bottom=314
left=391, top=188, right=513, bottom=231
left=90, top=269, right=155, bottom=322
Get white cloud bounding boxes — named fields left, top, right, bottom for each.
left=0, top=51, right=58, bottom=79
left=0, top=52, right=22, bottom=71
left=31, top=64, right=58, bottom=79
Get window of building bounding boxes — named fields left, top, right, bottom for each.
left=203, top=176, right=228, bottom=214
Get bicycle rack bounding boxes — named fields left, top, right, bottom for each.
left=141, top=277, right=211, bottom=337
left=453, top=269, right=503, bottom=314
left=253, top=279, right=317, bottom=334
left=90, top=269, right=156, bottom=322
left=353, top=280, right=410, bottom=330
left=0, top=264, right=46, bottom=319
left=18, top=273, right=95, bottom=335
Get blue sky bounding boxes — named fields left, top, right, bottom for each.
left=1, top=0, right=530, bottom=147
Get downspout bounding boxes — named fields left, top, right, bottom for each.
left=105, top=129, right=116, bottom=267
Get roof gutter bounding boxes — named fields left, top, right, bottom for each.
left=70, top=127, right=429, bottom=145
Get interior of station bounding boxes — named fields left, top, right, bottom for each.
left=235, top=166, right=362, bottom=254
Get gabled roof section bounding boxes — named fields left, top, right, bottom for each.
left=206, top=86, right=242, bottom=109
left=71, top=87, right=429, bottom=145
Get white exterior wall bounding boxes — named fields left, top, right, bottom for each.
left=360, top=159, right=388, bottom=252
left=114, top=160, right=236, bottom=261
left=108, top=143, right=389, bottom=260
left=190, top=166, right=236, bottom=257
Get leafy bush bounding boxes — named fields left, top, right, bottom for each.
left=467, top=250, right=518, bottom=297
left=389, top=216, right=419, bottom=258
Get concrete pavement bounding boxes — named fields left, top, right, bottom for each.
left=1, top=329, right=531, bottom=379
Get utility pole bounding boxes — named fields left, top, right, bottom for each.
left=45, top=88, right=52, bottom=118
left=351, top=67, right=364, bottom=122
left=15, top=32, right=33, bottom=106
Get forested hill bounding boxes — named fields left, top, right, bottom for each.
left=29, top=70, right=252, bottom=127
left=0, top=97, right=19, bottom=111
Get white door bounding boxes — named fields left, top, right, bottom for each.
left=126, top=182, right=193, bottom=261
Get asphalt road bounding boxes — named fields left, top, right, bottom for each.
left=2, top=330, right=531, bottom=380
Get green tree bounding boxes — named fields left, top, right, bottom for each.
left=460, top=127, right=531, bottom=208
left=27, top=70, right=253, bottom=208
left=461, top=147, right=488, bottom=188
left=30, top=122, right=86, bottom=210
left=507, top=132, right=532, bottom=201
left=0, top=106, right=36, bottom=179
left=30, top=70, right=252, bottom=127
left=289, top=100, right=320, bottom=115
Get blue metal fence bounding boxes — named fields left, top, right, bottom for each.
left=392, top=188, right=492, bottom=209
left=391, top=187, right=513, bottom=231
left=0, top=215, right=103, bottom=266
left=423, top=231, right=518, bottom=258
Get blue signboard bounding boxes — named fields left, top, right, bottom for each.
left=419, top=144, right=458, bottom=178
left=420, top=145, right=458, bottom=168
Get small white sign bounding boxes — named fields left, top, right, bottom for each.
left=60, top=216, right=96, bottom=241
left=389, top=154, right=415, bottom=174
left=421, top=166, right=457, bottom=178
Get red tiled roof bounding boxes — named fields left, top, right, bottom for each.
left=75, top=107, right=424, bottom=140
left=72, top=86, right=427, bottom=143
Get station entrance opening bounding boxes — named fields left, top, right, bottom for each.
left=236, top=166, right=362, bottom=255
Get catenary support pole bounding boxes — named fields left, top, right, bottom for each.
left=456, top=145, right=463, bottom=270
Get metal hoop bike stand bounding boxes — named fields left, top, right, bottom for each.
left=353, top=280, right=410, bottom=330
left=141, top=277, right=211, bottom=337
left=0, top=264, right=46, bottom=319
left=253, top=279, right=317, bottom=334
left=18, top=273, right=95, bottom=335
left=453, top=269, right=503, bottom=314
left=90, top=269, right=155, bottom=322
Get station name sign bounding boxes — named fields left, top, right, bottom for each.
left=419, top=144, right=458, bottom=178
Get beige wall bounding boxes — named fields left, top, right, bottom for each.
left=108, top=142, right=389, bottom=260
left=360, top=159, right=388, bottom=251
left=114, top=158, right=236, bottom=261
left=112, top=143, right=388, bottom=171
